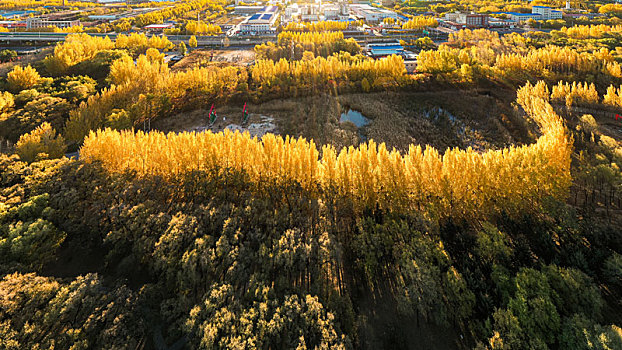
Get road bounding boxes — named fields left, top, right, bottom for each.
left=0, top=32, right=272, bottom=47
left=0, top=27, right=546, bottom=51
left=0, top=31, right=447, bottom=47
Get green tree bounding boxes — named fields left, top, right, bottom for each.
left=603, top=253, right=622, bottom=288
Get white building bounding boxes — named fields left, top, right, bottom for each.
left=240, top=12, right=278, bottom=33
left=509, top=12, right=542, bottom=22
left=323, top=5, right=340, bottom=20
left=26, top=17, right=80, bottom=29
left=350, top=4, right=397, bottom=22
left=532, top=6, right=562, bottom=20
left=445, top=11, right=489, bottom=27
left=285, top=3, right=299, bottom=18
left=300, top=4, right=320, bottom=21
left=444, top=12, right=460, bottom=22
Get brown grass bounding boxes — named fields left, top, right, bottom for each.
left=154, top=89, right=528, bottom=154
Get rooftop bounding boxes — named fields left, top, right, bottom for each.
left=145, top=23, right=174, bottom=28
left=248, top=12, right=274, bottom=22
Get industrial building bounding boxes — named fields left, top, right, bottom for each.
left=350, top=4, right=397, bottom=23
left=365, top=42, right=417, bottom=72
left=365, top=42, right=403, bottom=58
left=240, top=11, right=278, bottom=34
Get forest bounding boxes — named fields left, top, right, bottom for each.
left=0, top=10, right=621, bottom=350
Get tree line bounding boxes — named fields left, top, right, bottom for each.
left=79, top=82, right=571, bottom=220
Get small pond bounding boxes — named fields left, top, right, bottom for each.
left=340, top=109, right=370, bottom=128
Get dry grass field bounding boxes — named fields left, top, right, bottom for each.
left=154, top=89, right=526, bottom=154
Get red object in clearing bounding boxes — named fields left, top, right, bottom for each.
left=616, top=114, right=621, bottom=120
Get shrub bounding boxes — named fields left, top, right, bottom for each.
left=15, top=122, right=66, bottom=163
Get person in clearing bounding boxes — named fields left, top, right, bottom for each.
left=208, top=104, right=217, bottom=125
left=242, top=102, right=249, bottom=124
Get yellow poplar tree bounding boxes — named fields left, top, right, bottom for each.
left=7, top=65, right=41, bottom=92
left=16, top=122, right=66, bottom=163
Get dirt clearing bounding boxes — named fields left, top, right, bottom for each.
left=154, top=89, right=526, bottom=153
left=171, top=49, right=255, bottom=71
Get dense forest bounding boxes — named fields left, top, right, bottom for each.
left=0, top=17, right=621, bottom=350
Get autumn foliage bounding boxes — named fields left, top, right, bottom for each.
left=43, top=33, right=173, bottom=75
left=6, top=65, right=41, bottom=92
left=401, top=16, right=438, bottom=30
left=15, top=122, right=66, bottom=163
left=255, top=31, right=360, bottom=60
left=81, top=81, right=571, bottom=219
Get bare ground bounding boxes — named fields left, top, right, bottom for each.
left=170, top=48, right=255, bottom=71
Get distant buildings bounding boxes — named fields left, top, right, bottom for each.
left=240, top=11, right=278, bottom=34
left=493, top=6, right=565, bottom=23
left=284, top=3, right=299, bottom=18
left=0, top=21, right=26, bottom=29
left=234, top=6, right=267, bottom=15
left=350, top=4, right=397, bottom=22
left=300, top=4, right=320, bottom=22
left=365, top=42, right=417, bottom=72
left=88, top=14, right=118, bottom=21
left=323, top=5, right=340, bottom=20
left=532, top=6, right=562, bottom=20
left=506, top=12, right=542, bottom=22
left=365, top=42, right=404, bottom=58
left=443, top=12, right=489, bottom=28
left=215, top=16, right=246, bottom=31
left=0, top=10, right=37, bottom=19
left=562, top=12, right=605, bottom=19
left=26, top=17, right=80, bottom=29
left=144, top=23, right=174, bottom=32
left=283, top=1, right=349, bottom=23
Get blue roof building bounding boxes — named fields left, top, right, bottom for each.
left=366, top=43, right=404, bottom=57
